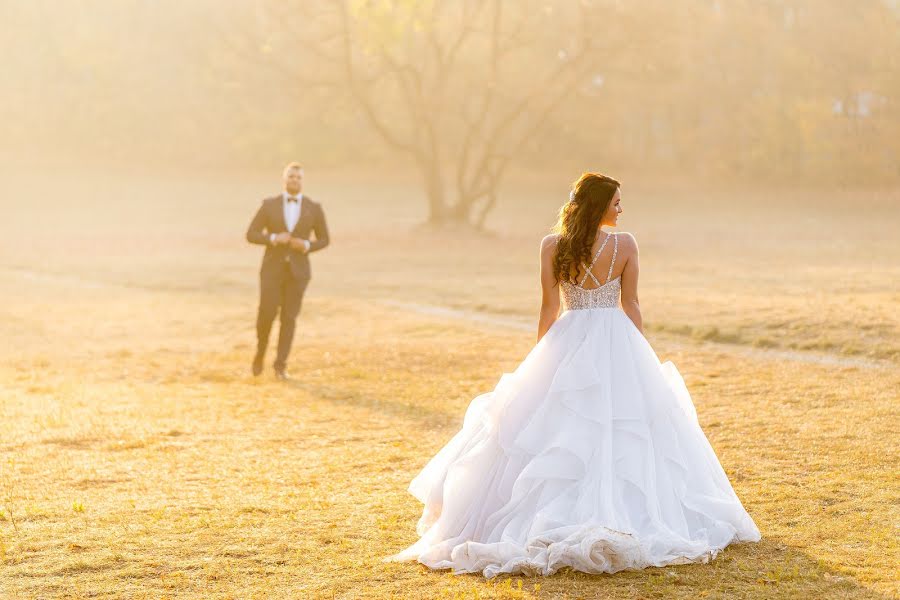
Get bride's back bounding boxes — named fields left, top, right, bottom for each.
left=573, top=231, right=628, bottom=291
left=558, top=231, right=629, bottom=311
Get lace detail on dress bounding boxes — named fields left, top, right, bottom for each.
left=561, top=233, right=620, bottom=311
left=561, top=277, right=621, bottom=310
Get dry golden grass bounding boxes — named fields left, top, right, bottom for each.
left=1, top=169, right=898, bottom=598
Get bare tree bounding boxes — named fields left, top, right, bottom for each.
left=235, top=0, right=616, bottom=228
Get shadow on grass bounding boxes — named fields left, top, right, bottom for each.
left=283, top=378, right=458, bottom=430
left=424, top=536, right=892, bottom=600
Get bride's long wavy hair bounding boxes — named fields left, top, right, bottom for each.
left=552, top=172, right=621, bottom=285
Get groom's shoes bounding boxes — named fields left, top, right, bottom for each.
left=252, top=352, right=264, bottom=376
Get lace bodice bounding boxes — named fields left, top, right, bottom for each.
left=561, top=276, right=621, bottom=310
left=560, top=232, right=621, bottom=311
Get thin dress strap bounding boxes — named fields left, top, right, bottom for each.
left=578, top=232, right=611, bottom=289
left=604, top=233, right=619, bottom=284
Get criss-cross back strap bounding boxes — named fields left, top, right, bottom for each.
left=578, top=232, right=612, bottom=289
left=605, top=233, right=619, bottom=284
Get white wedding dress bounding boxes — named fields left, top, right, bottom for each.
left=387, top=233, right=761, bottom=578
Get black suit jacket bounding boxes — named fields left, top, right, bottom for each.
left=246, top=194, right=330, bottom=281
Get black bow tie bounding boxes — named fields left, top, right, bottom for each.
left=287, top=196, right=300, bottom=203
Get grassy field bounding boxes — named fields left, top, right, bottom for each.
left=1, top=168, right=898, bottom=598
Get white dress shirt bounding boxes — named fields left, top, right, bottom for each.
left=269, top=192, right=310, bottom=252
left=282, top=192, right=302, bottom=231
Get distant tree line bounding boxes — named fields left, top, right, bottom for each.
left=1, top=0, right=897, bottom=226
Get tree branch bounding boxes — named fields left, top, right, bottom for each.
left=336, top=0, right=418, bottom=155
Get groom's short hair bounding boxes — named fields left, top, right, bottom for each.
left=283, top=162, right=303, bottom=176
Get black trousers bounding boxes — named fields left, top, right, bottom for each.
left=256, top=263, right=309, bottom=370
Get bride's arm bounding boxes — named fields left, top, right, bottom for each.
left=619, top=233, right=643, bottom=333
left=537, top=234, right=561, bottom=342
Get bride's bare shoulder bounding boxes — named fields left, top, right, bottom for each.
left=540, top=233, right=561, bottom=253
left=615, top=231, right=639, bottom=252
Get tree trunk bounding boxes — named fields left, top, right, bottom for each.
left=421, top=160, right=448, bottom=224
left=419, top=156, right=498, bottom=230
left=420, top=157, right=469, bottom=227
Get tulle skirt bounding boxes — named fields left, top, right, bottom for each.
left=386, top=306, right=761, bottom=578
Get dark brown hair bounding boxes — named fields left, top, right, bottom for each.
left=552, top=172, right=621, bottom=284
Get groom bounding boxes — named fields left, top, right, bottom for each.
left=246, top=162, right=330, bottom=379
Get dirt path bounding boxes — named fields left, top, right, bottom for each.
left=380, top=299, right=890, bottom=370
left=2, top=265, right=889, bottom=371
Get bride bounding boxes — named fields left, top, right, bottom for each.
left=387, top=173, right=761, bottom=577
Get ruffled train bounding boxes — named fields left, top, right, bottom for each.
left=387, top=307, right=760, bottom=577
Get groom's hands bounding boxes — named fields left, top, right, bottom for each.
left=269, top=232, right=310, bottom=253
left=271, top=232, right=292, bottom=246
